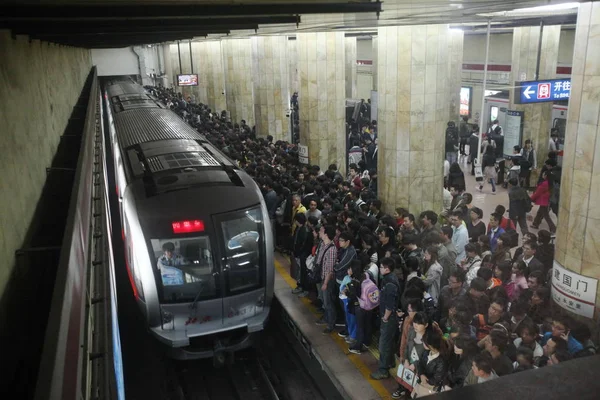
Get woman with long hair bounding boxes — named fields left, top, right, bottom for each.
left=530, top=170, right=556, bottom=233
left=423, top=246, right=443, bottom=305
left=479, top=145, right=498, bottom=194
left=445, top=335, right=480, bottom=390
left=477, top=234, right=493, bottom=268
left=412, top=330, right=450, bottom=397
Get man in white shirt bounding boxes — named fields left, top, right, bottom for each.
left=450, top=211, right=469, bottom=266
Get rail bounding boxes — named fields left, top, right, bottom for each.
left=34, top=67, right=123, bottom=400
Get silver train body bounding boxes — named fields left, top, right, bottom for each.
left=103, top=80, right=273, bottom=360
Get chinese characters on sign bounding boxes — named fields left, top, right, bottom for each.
left=298, top=144, right=309, bottom=164
left=551, top=261, right=598, bottom=318
left=516, top=78, right=571, bottom=104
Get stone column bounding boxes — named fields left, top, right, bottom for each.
left=554, top=2, right=600, bottom=319
left=297, top=32, right=346, bottom=171
left=251, top=36, right=291, bottom=141
left=222, top=39, right=255, bottom=125
left=510, top=25, right=561, bottom=181
left=447, top=30, right=464, bottom=123
left=162, top=44, right=173, bottom=88
left=377, top=25, right=449, bottom=214
left=372, top=36, right=378, bottom=91
left=189, top=42, right=208, bottom=105
left=345, top=37, right=358, bottom=98
left=288, top=38, right=299, bottom=94
left=193, top=41, right=226, bottom=113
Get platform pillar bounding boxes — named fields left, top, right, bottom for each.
left=251, top=36, right=291, bottom=141
left=554, top=1, right=600, bottom=320
left=509, top=25, right=561, bottom=182
left=222, top=39, right=255, bottom=126
left=297, top=32, right=346, bottom=171
left=162, top=44, right=173, bottom=88
left=377, top=25, right=449, bottom=214
left=288, top=38, right=299, bottom=95
left=193, top=41, right=227, bottom=113
left=372, top=37, right=378, bottom=92
left=447, top=29, right=464, bottom=123
left=345, top=37, right=358, bottom=99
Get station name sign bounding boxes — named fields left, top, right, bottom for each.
left=515, top=78, right=571, bottom=104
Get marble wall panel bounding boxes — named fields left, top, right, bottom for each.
left=377, top=25, right=450, bottom=215
left=252, top=36, right=291, bottom=141
left=510, top=26, right=560, bottom=183
left=345, top=37, right=358, bottom=99
left=298, top=32, right=346, bottom=172
left=222, top=39, right=255, bottom=125
left=554, top=1, right=600, bottom=320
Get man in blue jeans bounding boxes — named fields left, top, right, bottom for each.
left=370, top=257, right=400, bottom=380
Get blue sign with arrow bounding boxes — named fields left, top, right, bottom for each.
left=515, top=78, right=571, bottom=104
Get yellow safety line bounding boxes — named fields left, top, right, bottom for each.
left=274, top=259, right=393, bottom=399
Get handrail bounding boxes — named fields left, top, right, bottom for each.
left=34, top=68, right=99, bottom=400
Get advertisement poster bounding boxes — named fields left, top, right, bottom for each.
left=460, top=87, right=471, bottom=116
left=177, top=74, right=199, bottom=86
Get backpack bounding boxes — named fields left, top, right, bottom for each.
left=475, top=314, right=493, bottom=341
left=309, top=243, right=334, bottom=284
left=361, top=275, right=380, bottom=311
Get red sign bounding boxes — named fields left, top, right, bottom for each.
left=537, top=83, right=551, bottom=99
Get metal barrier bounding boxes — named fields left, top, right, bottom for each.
left=34, top=67, right=123, bottom=400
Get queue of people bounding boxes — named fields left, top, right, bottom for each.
left=149, top=86, right=595, bottom=399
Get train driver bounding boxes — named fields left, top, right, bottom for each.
left=157, top=242, right=186, bottom=286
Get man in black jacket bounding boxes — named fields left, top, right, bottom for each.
left=507, top=178, right=530, bottom=235
left=370, top=257, right=400, bottom=380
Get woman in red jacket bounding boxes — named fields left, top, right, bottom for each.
left=530, top=171, right=556, bottom=233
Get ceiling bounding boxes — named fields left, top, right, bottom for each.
left=0, top=1, right=581, bottom=48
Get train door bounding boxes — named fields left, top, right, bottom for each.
left=214, top=206, right=266, bottom=328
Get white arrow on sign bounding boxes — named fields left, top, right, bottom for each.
left=523, top=86, right=535, bottom=99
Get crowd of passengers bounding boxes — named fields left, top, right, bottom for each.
left=148, top=86, right=597, bottom=399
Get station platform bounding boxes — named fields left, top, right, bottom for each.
left=273, top=253, right=397, bottom=400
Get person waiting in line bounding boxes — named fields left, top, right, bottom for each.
left=508, top=299, right=534, bottom=339
left=516, top=241, right=545, bottom=276
left=449, top=211, right=469, bottom=267
left=459, top=116, right=471, bottom=159
left=315, top=226, right=338, bottom=334
left=477, top=234, right=493, bottom=268
left=512, top=346, right=536, bottom=373
left=444, top=335, right=480, bottom=390
left=466, top=207, right=486, bottom=243
left=334, top=232, right=357, bottom=338
left=392, top=311, right=431, bottom=399
left=422, top=246, right=444, bottom=306
left=472, top=296, right=509, bottom=342
left=541, top=315, right=584, bottom=356
left=339, top=260, right=359, bottom=347
left=536, top=230, right=555, bottom=276
left=512, top=232, right=537, bottom=264
left=291, top=213, right=311, bottom=297
left=370, top=257, right=401, bottom=380
left=487, top=213, right=506, bottom=253
left=483, top=330, right=514, bottom=376
left=411, top=329, right=450, bottom=397
left=505, top=260, right=528, bottom=302
left=530, top=170, right=557, bottom=233
left=464, top=351, right=499, bottom=385
left=513, top=318, right=544, bottom=361
left=447, top=163, right=466, bottom=193
left=464, top=277, right=491, bottom=316
left=477, top=267, right=501, bottom=294
left=349, top=260, right=380, bottom=355
left=419, top=210, right=442, bottom=249
left=437, top=269, right=467, bottom=321
left=460, top=243, right=482, bottom=286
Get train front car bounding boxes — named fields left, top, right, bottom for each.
left=104, top=80, right=274, bottom=362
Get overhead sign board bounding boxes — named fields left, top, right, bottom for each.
left=515, top=78, right=571, bottom=104
left=551, top=261, right=598, bottom=319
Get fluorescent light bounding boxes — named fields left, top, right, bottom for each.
left=478, top=2, right=580, bottom=17
left=515, top=2, right=580, bottom=13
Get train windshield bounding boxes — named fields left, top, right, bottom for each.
left=219, top=206, right=264, bottom=294
left=151, top=236, right=218, bottom=303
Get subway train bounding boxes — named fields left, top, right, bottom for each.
left=102, top=79, right=274, bottom=362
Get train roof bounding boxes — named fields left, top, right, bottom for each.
left=103, top=81, right=252, bottom=199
